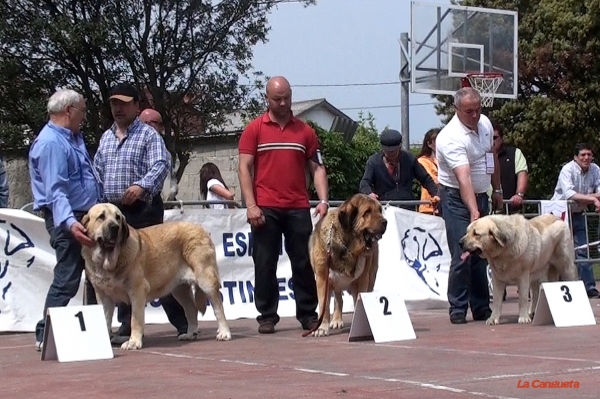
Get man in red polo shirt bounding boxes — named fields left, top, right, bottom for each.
left=238, top=76, right=329, bottom=334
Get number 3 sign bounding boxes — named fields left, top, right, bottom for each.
left=348, top=292, right=417, bottom=343
left=41, top=305, right=114, bottom=362
left=532, top=281, right=596, bottom=327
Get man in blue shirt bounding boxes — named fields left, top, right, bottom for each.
left=29, top=89, right=102, bottom=350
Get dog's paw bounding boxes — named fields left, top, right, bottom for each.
left=329, top=320, right=344, bottom=330
left=216, top=329, right=232, bottom=341
left=518, top=316, right=532, bottom=324
left=177, top=332, right=198, bottom=341
left=311, top=325, right=330, bottom=337
left=485, top=317, right=500, bottom=326
left=121, top=338, right=143, bottom=350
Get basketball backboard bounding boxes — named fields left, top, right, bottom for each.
left=410, top=1, right=518, bottom=99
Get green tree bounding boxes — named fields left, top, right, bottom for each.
left=0, top=0, right=314, bottom=176
left=436, top=0, right=600, bottom=198
left=310, top=112, right=380, bottom=200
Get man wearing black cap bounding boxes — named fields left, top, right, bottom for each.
left=359, top=129, right=439, bottom=209
left=93, top=82, right=188, bottom=346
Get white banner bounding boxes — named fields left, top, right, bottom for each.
left=0, top=206, right=450, bottom=332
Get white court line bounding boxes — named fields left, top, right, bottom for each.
left=0, top=344, right=35, bottom=350
left=143, top=350, right=522, bottom=399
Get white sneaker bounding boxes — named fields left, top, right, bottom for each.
left=35, top=341, right=43, bottom=352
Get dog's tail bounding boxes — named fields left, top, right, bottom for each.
left=194, top=285, right=208, bottom=315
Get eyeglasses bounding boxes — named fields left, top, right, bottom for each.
left=148, top=120, right=163, bottom=125
left=70, top=105, right=87, bottom=114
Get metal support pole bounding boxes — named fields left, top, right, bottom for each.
left=400, top=32, right=410, bottom=150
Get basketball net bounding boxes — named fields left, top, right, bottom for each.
left=461, top=73, right=503, bottom=108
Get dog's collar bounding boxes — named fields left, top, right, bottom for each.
left=327, top=222, right=348, bottom=255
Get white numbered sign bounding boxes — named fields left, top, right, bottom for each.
left=348, top=291, right=416, bottom=343
left=41, top=305, right=114, bottom=362
left=532, top=281, right=596, bottom=327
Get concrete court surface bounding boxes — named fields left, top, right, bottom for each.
left=2, top=288, right=600, bottom=399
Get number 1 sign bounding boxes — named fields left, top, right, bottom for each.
left=348, top=291, right=417, bottom=343
left=532, top=281, right=596, bottom=327
left=41, top=305, right=114, bottom=362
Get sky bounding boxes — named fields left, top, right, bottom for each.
left=250, top=0, right=453, bottom=146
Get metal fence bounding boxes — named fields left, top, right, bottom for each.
left=17, top=198, right=600, bottom=264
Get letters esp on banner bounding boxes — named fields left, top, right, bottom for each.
left=0, top=206, right=450, bottom=333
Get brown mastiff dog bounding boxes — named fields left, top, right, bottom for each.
left=309, top=194, right=387, bottom=337
left=81, top=203, right=231, bottom=350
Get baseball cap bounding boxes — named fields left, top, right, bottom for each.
left=380, top=129, right=402, bottom=151
left=109, top=83, right=139, bottom=102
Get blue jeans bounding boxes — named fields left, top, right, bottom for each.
left=35, top=210, right=88, bottom=342
left=571, top=213, right=596, bottom=291
left=440, top=185, right=491, bottom=318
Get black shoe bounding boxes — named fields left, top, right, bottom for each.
left=177, top=327, right=189, bottom=336
left=587, top=288, right=600, bottom=298
left=473, top=309, right=492, bottom=321
left=110, top=335, right=130, bottom=346
left=258, top=321, right=275, bottom=334
left=115, top=324, right=131, bottom=337
left=450, top=314, right=467, bottom=324
left=301, top=318, right=319, bottom=331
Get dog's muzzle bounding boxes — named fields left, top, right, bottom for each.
left=97, top=222, right=120, bottom=250
left=364, top=219, right=388, bottom=250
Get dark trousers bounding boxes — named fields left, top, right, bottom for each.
left=251, top=207, right=318, bottom=326
left=36, top=210, right=91, bottom=342
left=114, top=195, right=188, bottom=334
left=440, top=185, right=491, bottom=318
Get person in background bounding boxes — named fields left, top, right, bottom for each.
left=359, top=129, right=439, bottom=210
left=0, top=156, right=9, bottom=208
left=199, top=162, right=235, bottom=209
left=417, top=128, right=441, bottom=215
left=139, top=108, right=178, bottom=201
left=28, top=89, right=101, bottom=351
left=491, top=122, right=528, bottom=214
left=551, top=143, right=600, bottom=298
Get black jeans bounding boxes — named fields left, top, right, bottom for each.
left=251, top=207, right=318, bottom=326
left=36, top=210, right=92, bottom=342
left=440, top=185, right=491, bottom=318
left=114, top=195, right=188, bottom=334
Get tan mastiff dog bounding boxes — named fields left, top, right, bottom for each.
left=81, top=203, right=231, bottom=349
left=309, top=194, right=387, bottom=337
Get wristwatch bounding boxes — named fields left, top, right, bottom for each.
left=320, top=200, right=329, bottom=207
left=493, top=189, right=503, bottom=195
left=517, top=192, right=525, bottom=198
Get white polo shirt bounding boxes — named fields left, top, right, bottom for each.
left=436, top=114, right=494, bottom=194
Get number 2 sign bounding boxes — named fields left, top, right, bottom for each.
left=349, top=292, right=417, bottom=343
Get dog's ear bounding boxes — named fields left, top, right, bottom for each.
left=81, top=214, right=90, bottom=229
left=119, top=216, right=130, bottom=245
left=488, top=223, right=507, bottom=247
left=338, top=201, right=359, bottom=232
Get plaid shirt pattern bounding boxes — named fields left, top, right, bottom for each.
left=94, top=118, right=169, bottom=203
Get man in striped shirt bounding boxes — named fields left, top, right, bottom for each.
left=238, top=76, right=329, bottom=334
left=94, top=83, right=188, bottom=344
left=551, top=143, right=600, bottom=298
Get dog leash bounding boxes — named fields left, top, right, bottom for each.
left=302, top=223, right=334, bottom=338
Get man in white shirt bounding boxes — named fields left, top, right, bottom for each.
left=551, top=143, right=600, bottom=298
left=436, top=87, right=503, bottom=324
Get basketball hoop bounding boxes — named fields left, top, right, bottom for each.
left=461, top=73, right=504, bottom=108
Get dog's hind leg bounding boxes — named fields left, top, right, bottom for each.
left=190, top=250, right=231, bottom=341
left=171, top=284, right=199, bottom=341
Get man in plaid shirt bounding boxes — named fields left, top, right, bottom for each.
left=94, top=83, right=188, bottom=344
